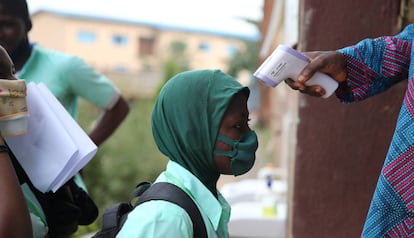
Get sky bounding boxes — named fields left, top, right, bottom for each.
left=26, top=0, right=263, bottom=39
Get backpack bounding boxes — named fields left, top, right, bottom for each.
left=92, top=181, right=208, bottom=238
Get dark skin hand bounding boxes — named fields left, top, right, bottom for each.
left=284, top=51, right=348, bottom=97
left=0, top=45, right=33, bottom=238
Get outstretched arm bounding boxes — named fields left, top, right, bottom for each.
left=285, top=24, right=414, bottom=102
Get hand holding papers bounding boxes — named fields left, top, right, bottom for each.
left=5, top=82, right=97, bottom=193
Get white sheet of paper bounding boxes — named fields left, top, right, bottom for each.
left=6, top=83, right=97, bottom=192
left=37, top=83, right=97, bottom=190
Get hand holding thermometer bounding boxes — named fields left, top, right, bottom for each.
left=253, top=45, right=338, bottom=98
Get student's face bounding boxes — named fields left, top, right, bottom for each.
left=0, top=46, right=16, bottom=79
left=0, top=5, right=27, bottom=54
left=214, top=92, right=251, bottom=175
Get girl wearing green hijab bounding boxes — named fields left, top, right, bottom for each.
left=117, top=69, right=258, bottom=238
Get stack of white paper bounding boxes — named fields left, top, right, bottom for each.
left=5, top=82, right=97, bottom=193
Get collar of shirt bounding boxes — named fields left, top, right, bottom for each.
left=157, top=161, right=231, bottom=231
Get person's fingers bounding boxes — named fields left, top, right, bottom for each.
left=298, top=67, right=316, bottom=83
left=303, top=85, right=325, bottom=97
left=298, top=51, right=348, bottom=85
left=298, top=51, right=326, bottom=83
left=303, top=51, right=321, bottom=59
left=285, top=78, right=305, bottom=91
left=285, top=79, right=325, bottom=97
left=310, top=52, right=348, bottom=83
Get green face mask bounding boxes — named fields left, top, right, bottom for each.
left=214, top=130, right=258, bottom=176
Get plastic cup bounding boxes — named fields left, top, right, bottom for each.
left=0, top=79, right=28, bottom=137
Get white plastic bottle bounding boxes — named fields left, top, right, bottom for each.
left=254, top=44, right=339, bottom=98
left=260, top=174, right=277, bottom=217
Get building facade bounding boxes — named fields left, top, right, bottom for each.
left=29, top=9, right=253, bottom=74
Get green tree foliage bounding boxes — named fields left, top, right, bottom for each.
left=226, top=18, right=260, bottom=77
left=154, top=40, right=190, bottom=96
left=163, top=40, right=189, bottom=80
left=227, top=39, right=259, bottom=77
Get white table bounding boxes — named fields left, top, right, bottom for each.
left=228, top=201, right=287, bottom=238
left=220, top=179, right=287, bottom=204
left=220, top=179, right=288, bottom=238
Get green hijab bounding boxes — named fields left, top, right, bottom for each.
left=151, top=69, right=249, bottom=194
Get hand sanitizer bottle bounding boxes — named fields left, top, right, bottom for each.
left=261, top=174, right=277, bottom=217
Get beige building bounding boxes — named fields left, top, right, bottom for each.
left=29, top=9, right=253, bottom=74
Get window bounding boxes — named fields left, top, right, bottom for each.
left=198, top=42, right=211, bottom=52
left=227, top=44, right=238, bottom=56
left=114, top=64, right=128, bottom=73
left=112, top=34, right=128, bottom=46
left=77, top=31, right=96, bottom=43
left=139, top=37, right=155, bottom=56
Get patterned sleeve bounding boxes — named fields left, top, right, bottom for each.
left=336, top=24, right=414, bottom=103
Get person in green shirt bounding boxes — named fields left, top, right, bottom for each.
left=117, top=69, right=259, bottom=238
left=0, top=0, right=130, bottom=237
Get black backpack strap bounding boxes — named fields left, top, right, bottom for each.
left=135, top=182, right=208, bottom=238
left=93, top=202, right=132, bottom=238
left=94, top=182, right=152, bottom=238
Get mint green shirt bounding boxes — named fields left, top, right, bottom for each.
left=16, top=44, right=121, bottom=237
left=17, top=44, right=120, bottom=119
left=21, top=183, right=48, bottom=238
left=117, top=161, right=231, bottom=238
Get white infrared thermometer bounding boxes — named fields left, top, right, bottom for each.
left=254, top=45, right=338, bottom=98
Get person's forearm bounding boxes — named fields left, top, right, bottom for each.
left=337, top=36, right=411, bottom=102
left=88, top=96, right=130, bottom=146
left=0, top=141, right=33, bottom=238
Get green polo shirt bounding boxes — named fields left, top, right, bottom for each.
left=17, top=44, right=120, bottom=119
left=16, top=43, right=120, bottom=237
